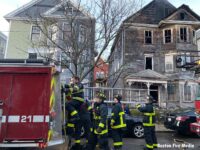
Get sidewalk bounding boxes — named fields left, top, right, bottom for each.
left=155, top=123, right=174, bottom=132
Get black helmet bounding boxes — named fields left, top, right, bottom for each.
left=146, top=95, right=154, bottom=103
left=114, top=94, right=122, bottom=102
left=97, top=92, right=106, bottom=101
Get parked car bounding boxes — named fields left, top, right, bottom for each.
left=107, top=107, right=144, bottom=138
left=81, top=107, right=144, bottom=138
left=164, top=108, right=196, bottom=135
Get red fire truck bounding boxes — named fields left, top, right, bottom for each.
left=0, top=59, right=64, bottom=148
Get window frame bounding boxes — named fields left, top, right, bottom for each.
left=145, top=54, right=153, bottom=70
left=62, top=22, right=72, bottom=41
left=165, top=55, right=174, bottom=72
left=144, top=30, right=153, bottom=44
left=184, top=84, right=192, bottom=102
left=163, top=29, right=173, bottom=44
left=179, top=27, right=188, bottom=42
left=79, top=25, right=87, bottom=43
left=31, top=25, right=41, bottom=41
left=28, top=53, right=37, bottom=59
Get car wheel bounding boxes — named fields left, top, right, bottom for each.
left=133, top=124, right=144, bottom=138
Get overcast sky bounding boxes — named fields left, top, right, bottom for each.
left=0, top=0, right=200, bottom=36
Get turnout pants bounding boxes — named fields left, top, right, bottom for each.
left=80, top=114, right=92, bottom=142
left=87, top=132, right=110, bottom=150
left=144, top=126, right=157, bottom=150
left=66, top=100, right=83, bottom=147
left=112, top=128, right=123, bottom=149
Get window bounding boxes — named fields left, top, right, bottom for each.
left=167, top=83, right=176, bottom=101
left=180, top=53, right=190, bottom=71
left=62, top=23, right=72, bottom=41
left=79, top=25, right=86, bottom=43
left=145, top=56, right=153, bottom=70
left=96, top=72, right=105, bottom=79
left=184, top=85, right=191, bottom=102
left=65, top=7, right=73, bottom=15
left=192, top=30, right=196, bottom=44
left=144, top=31, right=152, bottom=44
left=28, top=53, right=37, bottom=59
left=31, top=26, right=41, bottom=41
left=180, top=27, right=187, bottom=42
left=165, top=55, right=173, bottom=72
left=164, top=29, right=172, bottom=43
left=180, top=12, right=185, bottom=20
left=165, top=8, right=170, bottom=16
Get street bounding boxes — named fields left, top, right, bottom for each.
left=22, top=132, right=199, bottom=150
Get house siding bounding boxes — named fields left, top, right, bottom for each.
left=6, top=21, right=32, bottom=58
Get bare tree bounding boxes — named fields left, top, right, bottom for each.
left=25, top=0, right=142, bottom=85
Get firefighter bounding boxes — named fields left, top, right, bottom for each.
left=64, top=76, right=84, bottom=150
left=86, top=92, right=110, bottom=150
left=136, top=95, right=158, bottom=150
left=111, top=94, right=126, bottom=150
left=79, top=99, right=93, bottom=144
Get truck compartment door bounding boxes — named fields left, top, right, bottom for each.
left=0, top=75, right=13, bottom=142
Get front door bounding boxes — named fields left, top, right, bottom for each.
left=150, top=85, right=158, bottom=103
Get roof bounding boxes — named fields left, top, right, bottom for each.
left=163, top=4, right=200, bottom=21
left=4, top=0, right=93, bottom=21
left=124, top=0, right=176, bottom=24
left=126, top=69, right=168, bottom=80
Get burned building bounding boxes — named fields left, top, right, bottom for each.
left=109, top=0, right=200, bottom=108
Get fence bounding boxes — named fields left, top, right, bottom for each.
left=84, top=87, right=158, bottom=104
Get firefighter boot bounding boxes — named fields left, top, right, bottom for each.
left=70, top=143, right=81, bottom=150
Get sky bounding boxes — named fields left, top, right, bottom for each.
left=0, top=0, right=200, bottom=36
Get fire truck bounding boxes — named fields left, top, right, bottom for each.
left=0, top=59, right=64, bottom=148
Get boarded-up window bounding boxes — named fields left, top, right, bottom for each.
left=184, top=85, right=191, bottom=102
left=168, top=83, right=176, bottom=101
left=165, top=55, right=173, bottom=72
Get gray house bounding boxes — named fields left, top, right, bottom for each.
left=0, top=32, right=7, bottom=58
left=109, top=0, right=200, bottom=108
left=4, top=0, right=95, bottom=85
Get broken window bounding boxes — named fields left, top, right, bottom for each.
left=145, top=57, right=153, bottom=70
left=164, top=29, right=172, bottom=43
left=145, top=31, right=152, bottom=44
left=180, top=27, right=187, bottom=42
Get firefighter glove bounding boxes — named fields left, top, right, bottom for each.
left=96, top=127, right=102, bottom=133
left=110, top=119, right=115, bottom=127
